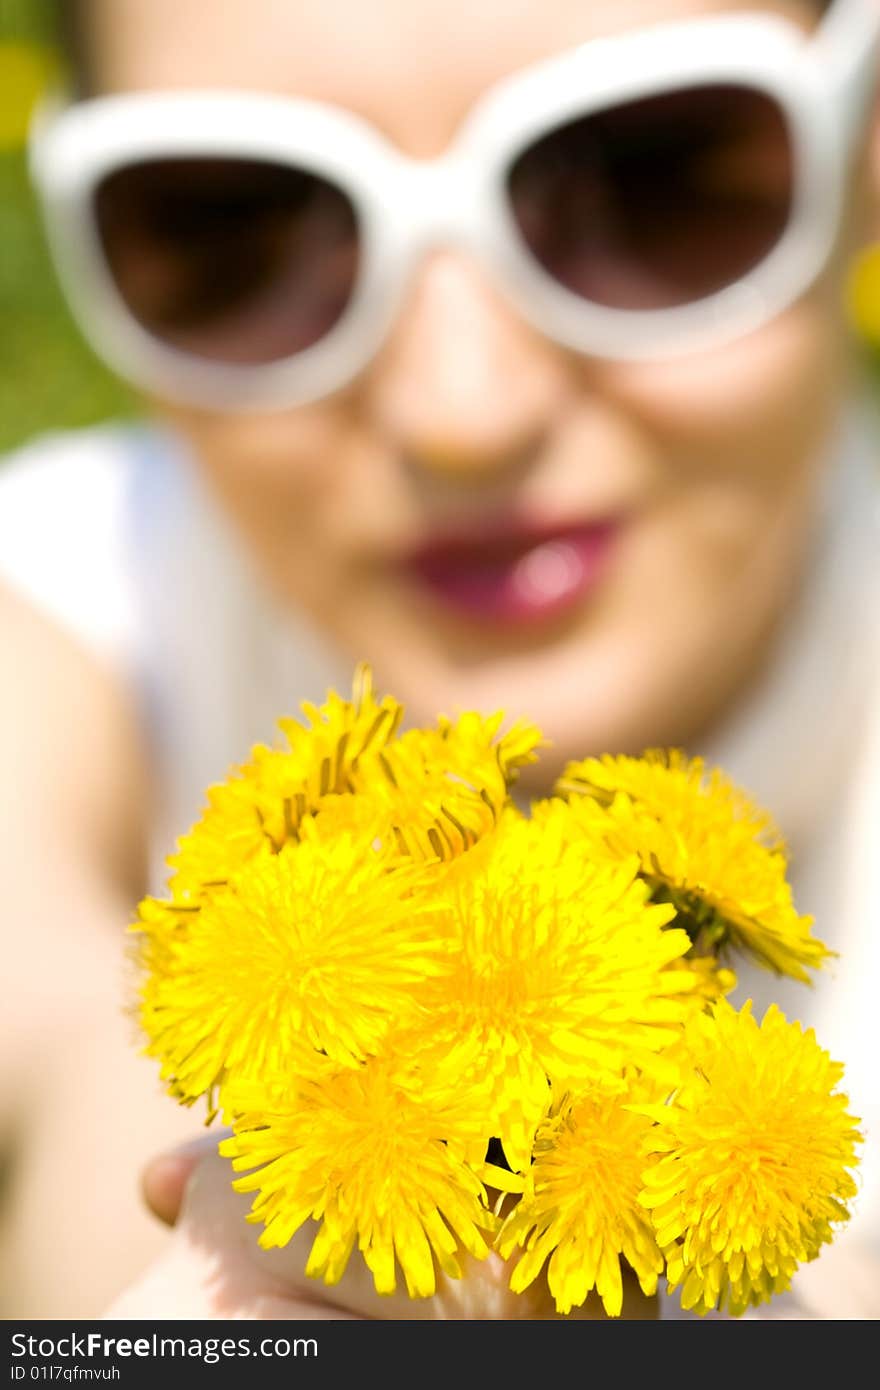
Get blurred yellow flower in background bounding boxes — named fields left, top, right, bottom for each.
left=847, top=242, right=880, bottom=346
left=0, top=41, right=57, bottom=151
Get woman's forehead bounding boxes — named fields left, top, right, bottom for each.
left=88, top=0, right=820, bottom=155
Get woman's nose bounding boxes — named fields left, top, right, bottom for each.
left=362, top=251, right=570, bottom=480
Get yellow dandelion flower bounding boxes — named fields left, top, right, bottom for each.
left=683, top=954, right=737, bottom=1003
left=532, top=796, right=737, bottom=1010
left=419, top=803, right=695, bottom=1170
left=132, top=893, right=192, bottom=969
left=556, top=750, right=830, bottom=981
left=221, top=1055, right=497, bottom=1298
left=440, top=708, right=544, bottom=785
left=135, top=821, right=444, bottom=1108
left=639, top=1000, right=863, bottom=1317
left=497, top=1079, right=666, bottom=1317
left=167, top=662, right=403, bottom=897
left=349, top=710, right=543, bottom=862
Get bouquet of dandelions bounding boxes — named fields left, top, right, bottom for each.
left=132, top=663, right=861, bottom=1319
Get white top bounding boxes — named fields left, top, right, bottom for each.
left=0, top=408, right=878, bottom=1319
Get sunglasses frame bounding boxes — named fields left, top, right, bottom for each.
left=29, top=3, right=880, bottom=412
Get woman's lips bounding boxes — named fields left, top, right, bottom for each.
left=404, top=518, right=619, bottom=626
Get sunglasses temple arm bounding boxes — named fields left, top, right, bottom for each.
left=817, top=0, right=880, bottom=148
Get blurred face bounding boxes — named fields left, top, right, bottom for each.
left=87, top=0, right=870, bottom=786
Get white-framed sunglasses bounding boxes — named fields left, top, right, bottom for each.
left=29, top=1, right=880, bottom=413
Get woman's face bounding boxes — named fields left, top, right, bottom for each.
left=88, top=0, right=869, bottom=784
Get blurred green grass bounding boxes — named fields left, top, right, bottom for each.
left=0, top=1, right=134, bottom=457
left=0, top=149, right=135, bottom=455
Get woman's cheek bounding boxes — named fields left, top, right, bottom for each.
left=585, top=288, right=847, bottom=477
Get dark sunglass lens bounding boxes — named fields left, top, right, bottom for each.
left=507, top=85, right=793, bottom=311
left=95, top=157, right=359, bottom=364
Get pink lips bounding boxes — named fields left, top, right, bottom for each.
left=405, top=518, right=618, bottom=626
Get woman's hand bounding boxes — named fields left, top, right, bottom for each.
left=104, top=1136, right=658, bottom=1320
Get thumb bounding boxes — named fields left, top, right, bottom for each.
left=141, top=1130, right=230, bottom=1228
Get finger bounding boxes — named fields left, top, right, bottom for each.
left=141, top=1131, right=230, bottom=1228
left=175, top=1149, right=436, bottom=1319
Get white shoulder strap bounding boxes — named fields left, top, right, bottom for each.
left=0, top=424, right=143, bottom=668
